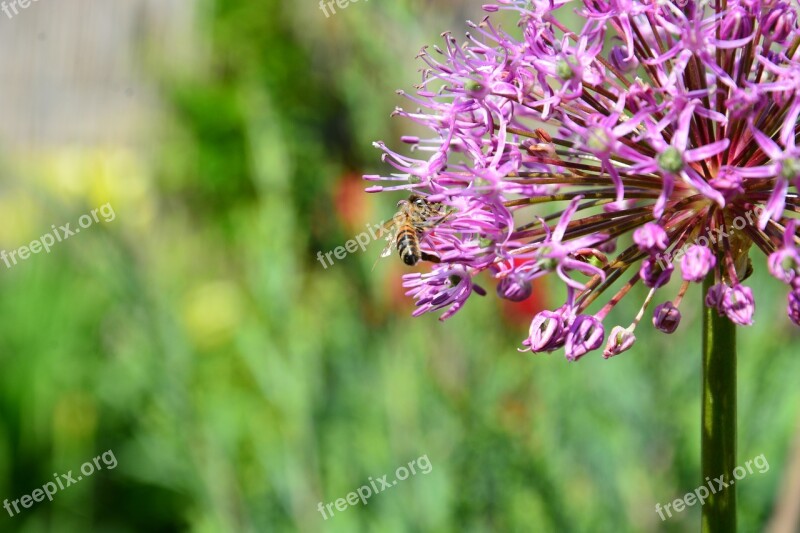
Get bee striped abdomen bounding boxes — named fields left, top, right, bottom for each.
left=396, top=227, right=420, bottom=266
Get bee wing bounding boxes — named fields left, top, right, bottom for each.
left=380, top=237, right=395, bottom=258
left=373, top=217, right=397, bottom=240
left=372, top=241, right=395, bottom=272
left=372, top=220, right=398, bottom=271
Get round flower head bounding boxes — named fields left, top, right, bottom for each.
left=367, top=0, right=800, bottom=359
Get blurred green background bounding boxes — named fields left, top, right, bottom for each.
left=0, top=0, right=799, bottom=531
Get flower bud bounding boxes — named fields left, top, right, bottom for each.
left=705, top=283, right=728, bottom=314
left=565, top=315, right=605, bottom=361
left=722, top=284, right=755, bottom=325
left=633, top=222, right=669, bottom=253
left=640, top=256, right=674, bottom=288
left=497, top=276, right=533, bottom=302
left=762, top=3, right=797, bottom=44
left=653, top=302, right=681, bottom=333
left=603, top=326, right=636, bottom=359
left=681, top=244, right=716, bottom=282
left=720, top=6, right=754, bottom=41
left=678, top=0, right=697, bottom=18
left=610, top=46, right=640, bottom=74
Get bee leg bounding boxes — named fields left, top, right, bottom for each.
left=420, top=251, right=441, bottom=263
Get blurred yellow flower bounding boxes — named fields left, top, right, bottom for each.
left=182, top=281, right=244, bottom=349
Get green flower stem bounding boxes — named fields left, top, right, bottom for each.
left=701, top=274, right=737, bottom=532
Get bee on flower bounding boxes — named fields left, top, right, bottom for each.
left=365, top=0, right=800, bottom=360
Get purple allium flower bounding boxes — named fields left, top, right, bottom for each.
left=564, top=315, right=605, bottom=361
left=368, top=0, right=800, bottom=358
left=522, top=307, right=571, bottom=353
left=403, top=264, right=486, bottom=321
left=609, top=45, right=639, bottom=74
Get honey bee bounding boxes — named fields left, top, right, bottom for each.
left=376, top=194, right=450, bottom=267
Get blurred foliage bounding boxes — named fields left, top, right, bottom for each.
left=0, top=0, right=798, bottom=532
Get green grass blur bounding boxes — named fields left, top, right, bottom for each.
left=0, top=1, right=798, bottom=531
